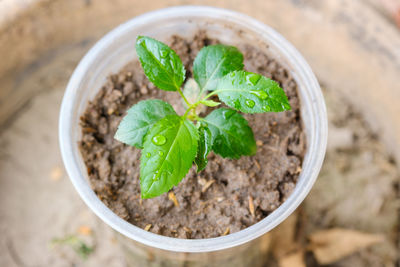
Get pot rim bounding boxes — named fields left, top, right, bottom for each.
left=59, top=6, right=327, bottom=253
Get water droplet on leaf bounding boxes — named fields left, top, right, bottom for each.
left=245, top=73, right=261, bottom=86
left=158, top=151, right=164, bottom=156
left=245, top=99, right=255, bottom=108
left=152, top=171, right=159, bottom=181
left=146, top=152, right=151, bottom=158
left=170, top=59, right=177, bottom=69
left=160, top=50, right=168, bottom=58
left=152, top=135, right=167, bottom=146
left=250, top=90, right=268, bottom=100
left=262, top=105, right=271, bottom=112
left=222, top=109, right=235, bottom=119
left=234, top=99, right=241, bottom=109
left=282, top=102, right=291, bottom=110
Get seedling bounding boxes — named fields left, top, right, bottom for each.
left=51, top=235, right=94, bottom=260
left=115, top=36, right=291, bottom=198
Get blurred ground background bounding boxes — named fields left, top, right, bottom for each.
left=0, top=0, right=399, bottom=266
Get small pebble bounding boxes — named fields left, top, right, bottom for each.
left=140, top=86, right=149, bottom=95
left=123, top=82, right=134, bottom=95
left=107, top=108, right=114, bottom=115
left=216, top=197, right=225, bottom=202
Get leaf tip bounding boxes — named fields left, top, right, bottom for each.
left=113, top=128, right=125, bottom=144
left=136, top=35, right=146, bottom=42
left=284, top=101, right=292, bottom=111
left=195, top=163, right=206, bottom=173
left=135, top=36, right=145, bottom=47
left=140, top=192, right=150, bottom=199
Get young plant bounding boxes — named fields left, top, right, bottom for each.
left=115, top=36, right=291, bottom=198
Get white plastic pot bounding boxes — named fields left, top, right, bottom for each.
left=59, top=6, right=327, bottom=266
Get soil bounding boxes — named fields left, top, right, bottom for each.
left=79, top=31, right=306, bottom=239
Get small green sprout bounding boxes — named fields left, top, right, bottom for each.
left=51, top=235, right=94, bottom=260
left=115, top=36, right=291, bottom=198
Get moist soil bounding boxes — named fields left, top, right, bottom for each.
left=79, top=32, right=306, bottom=239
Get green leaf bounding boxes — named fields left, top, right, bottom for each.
left=203, top=108, right=256, bottom=159
left=193, top=44, right=244, bottom=93
left=140, top=115, right=199, bottom=198
left=216, top=70, right=291, bottom=113
left=194, top=124, right=212, bottom=172
left=136, top=36, right=185, bottom=91
left=114, top=99, right=176, bottom=148
left=200, top=100, right=221, bottom=107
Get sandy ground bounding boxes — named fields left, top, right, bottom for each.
left=0, top=1, right=399, bottom=265
left=0, top=40, right=398, bottom=266
left=0, top=45, right=126, bottom=267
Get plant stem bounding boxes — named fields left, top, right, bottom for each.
left=177, top=87, right=191, bottom=107
left=193, top=114, right=203, bottom=121
left=187, top=113, right=203, bottom=122
left=183, top=106, right=194, bottom=120
left=200, top=90, right=222, bottom=102
left=182, top=100, right=202, bottom=120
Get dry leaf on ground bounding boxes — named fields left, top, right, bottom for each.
left=308, top=228, right=384, bottom=265
left=278, top=251, right=306, bottom=267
